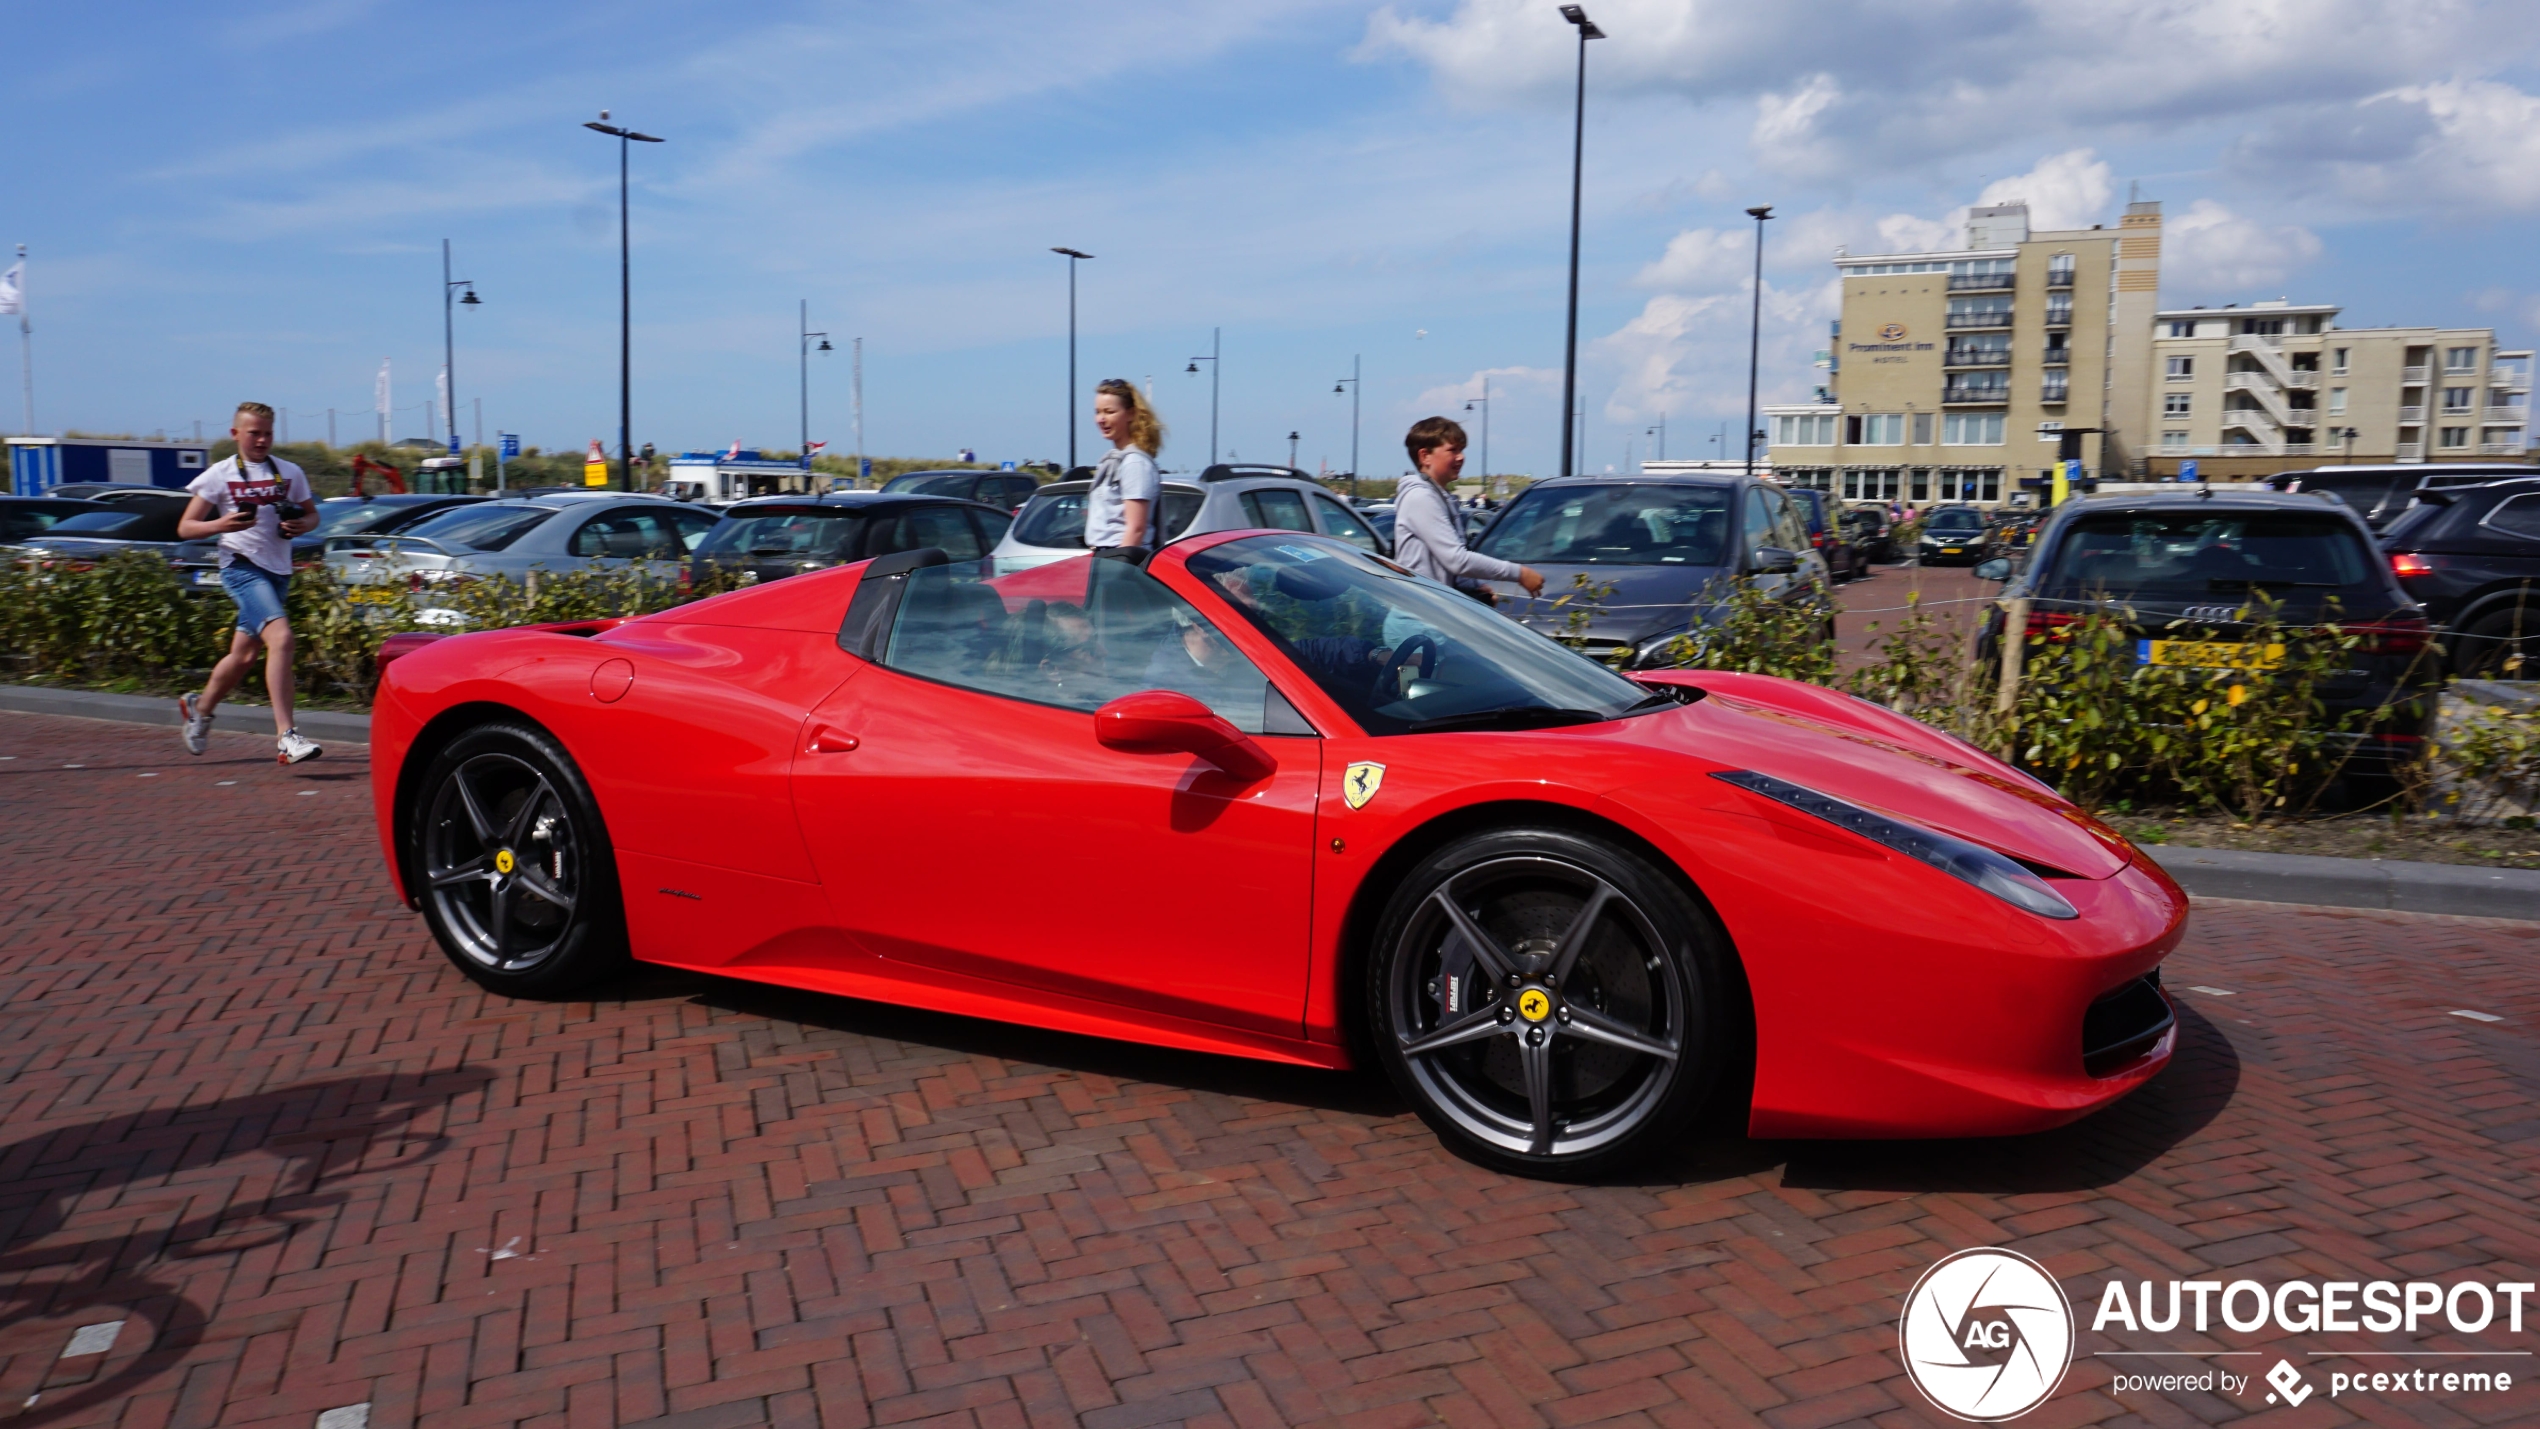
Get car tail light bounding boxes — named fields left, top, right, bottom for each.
left=2024, top=609, right=2083, bottom=639
left=677, top=566, right=693, bottom=592
left=2390, top=552, right=2434, bottom=580
left=1811, top=532, right=1826, bottom=549
left=2346, top=616, right=2430, bottom=656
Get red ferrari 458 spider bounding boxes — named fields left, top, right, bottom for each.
left=370, top=532, right=2185, bottom=1177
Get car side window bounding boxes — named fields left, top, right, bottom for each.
left=667, top=507, right=721, bottom=553
left=1311, top=496, right=1384, bottom=554
left=2485, top=494, right=2540, bottom=541
left=972, top=509, right=1013, bottom=549
left=1002, top=477, right=1038, bottom=507
left=1241, top=488, right=1314, bottom=532
left=877, top=504, right=986, bottom=561
left=1772, top=492, right=1810, bottom=552
left=570, top=511, right=655, bottom=559
left=880, top=555, right=1282, bottom=734
left=1741, top=489, right=1776, bottom=554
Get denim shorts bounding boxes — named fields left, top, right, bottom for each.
left=219, top=562, right=291, bottom=635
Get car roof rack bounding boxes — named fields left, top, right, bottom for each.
left=1198, top=463, right=1313, bottom=483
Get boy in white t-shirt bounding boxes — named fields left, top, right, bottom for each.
left=175, top=401, right=325, bottom=764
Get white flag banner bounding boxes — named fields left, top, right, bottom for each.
left=0, top=262, right=21, bottom=317
left=375, top=360, right=390, bottom=414
left=437, top=366, right=450, bottom=432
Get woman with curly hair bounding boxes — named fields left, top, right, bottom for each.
left=1086, top=378, right=1167, bottom=553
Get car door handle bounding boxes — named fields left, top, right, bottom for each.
left=806, top=726, right=859, bottom=754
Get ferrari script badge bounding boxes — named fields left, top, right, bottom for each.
left=1342, top=762, right=1386, bottom=810
left=493, top=848, right=516, bottom=875
left=1516, top=988, right=1553, bottom=1023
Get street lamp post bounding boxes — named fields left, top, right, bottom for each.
left=1332, top=356, right=1361, bottom=500
left=1557, top=5, right=1605, bottom=479
left=1464, top=376, right=1491, bottom=490
left=1051, top=248, right=1092, bottom=468
left=1645, top=411, right=1665, bottom=461
left=1186, top=327, right=1220, bottom=465
left=1287, top=431, right=1300, bottom=468
left=441, top=239, right=478, bottom=458
left=1743, top=205, right=1773, bottom=477
left=800, top=300, right=830, bottom=483
left=583, top=111, right=664, bottom=489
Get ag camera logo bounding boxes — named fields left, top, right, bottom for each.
left=1901, top=1249, right=2074, bottom=1421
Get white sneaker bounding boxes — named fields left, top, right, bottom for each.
left=178, top=694, right=212, bottom=756
left=276, top=729, right=323, bottom=765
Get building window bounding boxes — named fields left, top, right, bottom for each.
left=2242, top=318, right=2284, bottom=336
left=2167, top=320, right=2195, bottom=338
left=2162, top=431, right=2189, bottom=450
left=1771, top=413, right=1838, bottom=445
left=1941, top=413, right=2003, bottom=445
left=2442, top=387, right=2473, bottom=411
left=2329, top=387, right=2347, bottom=416
left=1910, top=469, right=1930, bottom=502
left=2332, top=348, right=2349, bottom=374
left=1912, top=412, right=1934, bottom=445
left=2166, top=356, right=2194, bottom=379
left=2439, top=427, right=2470, bottom=449
left=2164, top=393, right=2191, bottom=417
left=2446, top=346, right=2478, bottom=371
left=1846, top=414, right=1904, bottom=445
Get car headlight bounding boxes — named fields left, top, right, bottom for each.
left=1710, top=769, right=2078, bottom=919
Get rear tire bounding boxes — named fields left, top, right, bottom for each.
left=2451, top=603, right=2537, bottom=679
left=1366, top=827, right=1732, bottom=1179
left=406, top=720, right=628, bottom=997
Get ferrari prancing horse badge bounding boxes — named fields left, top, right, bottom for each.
left=1343, top=762, right=1386, bottom=810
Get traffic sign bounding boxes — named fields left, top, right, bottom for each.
left=2179, top=459, right=2199, bottom=483
left=500, top=433, right=521, bottom=459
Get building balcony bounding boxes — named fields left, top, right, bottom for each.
left=2396, top=443, right=2424, bottom=461
left=2046, top=265, right=2075, bottom=290
left=1943, top=348, right=2012, bottom=368
left=1947, top=272, right=2016, bottom=291
left=1942, top=382, right=2011, bottom=405
left=2283, top=371, right=2320, bottom=388
left=2040, top=378, right=2070, bottom=404
left=2042, top=346, right=2073, bottom=366
left=2398, top=406, right=2424, bottom=424
left=1946, top=311, right=2014, bottom=330
left=2042, top=303, right=2074, bottom=327
left=2402, top=366, right=2429, bottom=384
left=2489, top=402, right=2527, bottom=416
left=2481, top=441, right=2529, bottom=456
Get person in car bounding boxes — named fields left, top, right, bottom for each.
left=1392, top=417, right=1541, bottom=604
left=1086, top=378, right=1166, bottom=554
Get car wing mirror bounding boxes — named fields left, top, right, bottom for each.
left=1094, top=690, right=1275, bottom=783
left=1751, top=546, right=1799, bottom=575
left=1974, top=557, right=2013, bottom=582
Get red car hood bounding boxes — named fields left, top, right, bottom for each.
left=1624, top=671, right=2135, bottom=879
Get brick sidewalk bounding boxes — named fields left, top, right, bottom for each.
left=2, top=709, right=2535, bottom=1429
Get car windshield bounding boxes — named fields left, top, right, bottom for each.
left=399, top=504, right=555, bottom=552
left=1473, top=483, right=1733, bottom=566
left=1185, top=536, right=1653, bottom=735
left=1010, top=487, right=1202, bottom=549
left=2043, top=510, right=2377, bottom=598
left=883, top=472, right=966, bottom=494
left=316, top=500, right=433, bottom=538
left=695, top=508, right=870, bottom=559
left=43, top=511, right=142, bottom=535
left=1926, top=509, right=1983, bottom=533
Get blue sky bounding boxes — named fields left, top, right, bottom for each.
left=9, top=0, right=2539, bottom=476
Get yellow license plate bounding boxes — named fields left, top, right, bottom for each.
left=2139, top=639, right=2285, bottom=669
left=345, top=586, right=404, bottom=605
left=1940, top=547, right=1963, bottom=555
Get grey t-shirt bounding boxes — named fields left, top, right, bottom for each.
left=1084, top=447, right=1162, bottom=548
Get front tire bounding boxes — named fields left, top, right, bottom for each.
left=407, top=720, right=627, bottom=996
left=2452, top=603, right=2536, bottom=679
left=1367, top=828, right=1731, bottom=1179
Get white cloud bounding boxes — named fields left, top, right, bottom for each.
left=2163, top=199, right=2323, bottom=297
left=1595, top=281, right=1837, bottom=423
left=2301, top=80, right=2540, bottom=213
left=1634, top=228, right=1752, bottom=290
left=1751, top=74, right=1842, bottom=174
left=1974, top=150, right=2113, bottom=232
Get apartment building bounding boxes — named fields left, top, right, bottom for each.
left=2147, top=302, right=2530, bottom=479
left=1763, top=200, right=2161, bottom=508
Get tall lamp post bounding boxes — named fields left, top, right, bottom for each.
left=1557, top=4, right=1605, bottom=479
left=1186, top=327, right=1220, bottom=465
left=441, top=239, right=478, bottom=458
left=1332, top=355, right=1361, bottom=500
left=1287, top=431, right=1301, bottom=468
left=799, top=300, right=830, bottom=482
left=1463, top=376, right=1491, bottom=491
left=1645, top=411, right=1665, bottom=461
left=583, top=111, right=664, bottom=489
left=1051, top=248, right=1092, bottom=468
left=1743, top=205, right=1773, bottom=476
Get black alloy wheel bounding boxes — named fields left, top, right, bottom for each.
left=409, top=721, right=626, bottom=995
left=2451, top=603, right=2536, bottom=679
left=1368, top=828, right=1729, bottom=1178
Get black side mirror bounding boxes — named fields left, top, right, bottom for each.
left=1751, top=546, right=1799, bottom=575
left=1974, top=557, right=2013, bottom=582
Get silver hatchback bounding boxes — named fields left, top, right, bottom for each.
left=325, top=494, right=722, bottom=623
left=989, top=464, right=1389, bottom=572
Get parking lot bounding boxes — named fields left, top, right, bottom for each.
left=4, top=709, right=2537, bottom=1429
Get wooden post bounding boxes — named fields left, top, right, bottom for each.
left=1996, top=597, right=2030, bottom=716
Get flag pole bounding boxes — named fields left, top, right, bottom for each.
left=14, top=245, right=30, bottom=436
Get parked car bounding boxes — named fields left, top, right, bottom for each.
left=1915, top=505, right=1989, bottom=565
left=326, top=495, right=723, bottom=623
left=989, top=464, right=1386, bottom=572
left=173, top=494, right=486, bottom=593
left=2266, top=463, right=2536, bottom=531
left=689, top=492, right=1013, bottom=587
left=1975, top=488, right=2438, bottom=785
left=1782, top=487, right=1865, bottom=580
left=2374, top=475, right=2540, bottom=677
left=0, top=495, right=114, bottom=545
left=1466, top=473, right=1833, bottom=668
left=45, top=482, right=185, bottom=501
left=881, top=469, right=1045, bottom=512
left=9, top=491, right=191, bottom=563
left=1842, top=504, right=1895, bottom=564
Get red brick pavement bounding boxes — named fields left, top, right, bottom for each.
left=2, top=708, right=2536, bottom=1429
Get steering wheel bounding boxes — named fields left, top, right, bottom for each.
left=1374, top=635, right=1439, bottom=702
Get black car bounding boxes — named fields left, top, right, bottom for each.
left=172, top=493, right=487, bottom=591
left=0, top=495, right=113, bottom=544
left=1784, top=486, right=1865, bottom=580
left=2267, top=463, right=2535, bottom=531
left=880, top=469, right=1044, bottom=512
left=46, top=482, right=185, bottom=502
left=1466, top=473, right=1833, bottom=667
left=2375, top=476, right=2540, bottom=677
left=1916, top=504, right=1989, bottom=565
left=1843, top=504, right=1896, bottom=564
left=688, top=491, right=1015, bottom=587
left=9, top=491, right=191, bottom=562
left=1976, top=489, right=2437, bottom=779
